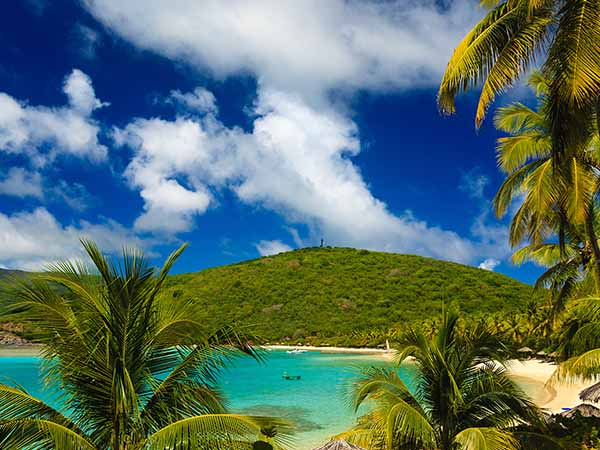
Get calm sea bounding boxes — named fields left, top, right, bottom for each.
left=0, top=350, right=547, bottom=450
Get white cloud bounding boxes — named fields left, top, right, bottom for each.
left=85, top=1, right=511, bottom=266
left=83, top=0, right=481, bottom=97
left=114, top=117, right=214, bottom=233
left=0, top=208, right=152, bottom=270
left=0, top=167, right=43, bottom=199
left=478, top=258, right=500, bottom=271
left=167, top=87, right=218, bottom=115
left=0, top=166, right=94, bottom=211
left=255, top=240, right=293, bottom=256
left=63, top=69, right=108, bottom=115
left=115, top=87, right=509, bottom=264
left=0, top=69, right=107, bottom=166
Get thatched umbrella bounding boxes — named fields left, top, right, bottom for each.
left=561, top=403, right=600, bottom=419
left=580, top=382, right=600, bottom=403
left=518, top=347, right=533, bottom=353
left=548, top=351, right=560, bottom=358
left=537, top=351, right=547, bottom=357
left=313, top=440, right=367, bottom=450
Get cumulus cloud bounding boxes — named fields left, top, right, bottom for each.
left=0, top=167, right=43, bottom=198
left=63, top=68, right=108, bottom=114
left=0, top=69, right=107, bottom=166
left=83, top=0, right=481, bottom=97
left=84, top=1, right=512, bottom=266
left=113, top=118, right=214, bottom=233
left=478, top=258, right=500, bottom=271
left=114, top=86, right=509, bottom=264
left=255, top=240, right=293, bottom=256
left=0, top=208, right=152, bottom=270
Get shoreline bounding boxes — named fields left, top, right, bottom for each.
left=0, top=344, right=42, bottom=357
left=506, top=359, right=595, bottom=413
left=264, top=344, right=393, bottom=355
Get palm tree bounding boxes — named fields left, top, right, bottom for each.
left=339, top=310, right=543, bottom=450
left=553, top=296, right=600, bottom=382
left=492, top=72, right=600, bottom=298
left=438, top=0, right=600, bottom=157
left=0, top=239, right=291, bottom=450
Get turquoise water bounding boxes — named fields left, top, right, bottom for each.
left=0, top=350, right=547, bottom=449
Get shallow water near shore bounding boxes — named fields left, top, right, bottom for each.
left=0, top=350, right=550, bottom=449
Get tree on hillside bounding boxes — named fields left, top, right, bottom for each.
left=338, top=310, right=543, bottom=450
left=438, top=0, right=600, bottom=158
left=0, top=240, right=291, bottom=450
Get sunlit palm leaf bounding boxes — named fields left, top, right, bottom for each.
left=454, top=427, right=518, bottom=450
left=143, top=414, right=293, bottom=450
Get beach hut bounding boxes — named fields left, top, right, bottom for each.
left=580, top=382, right=600, bottom=403
left=313, top=440, right=367, bottom=450
left=561, top=403, right=600, bottom=419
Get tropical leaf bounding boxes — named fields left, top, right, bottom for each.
left=142, top=414, right=293, bottom=450
left=454, top=427, right=518, bottom=450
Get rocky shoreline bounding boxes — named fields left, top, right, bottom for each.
left=0, top=322, right=30, bottom=346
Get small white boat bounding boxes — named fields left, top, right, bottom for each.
left=286, top=349, right=307, bottom=354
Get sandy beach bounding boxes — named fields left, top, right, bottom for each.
left=506, top=359, right=597, bottom=413
left=264, top=344, right=390, bottom=354
left=264, top=345, right=397, bottom=360
left=0, top=345, right=42, bottom=357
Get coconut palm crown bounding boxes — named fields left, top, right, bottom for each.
left=340, top=310, right=543, bottom=450
left=438, top=0, right=600, bottom=157
left=0, top=239, right=291, bottom=450
left=492, top=72, right=600, bottom=307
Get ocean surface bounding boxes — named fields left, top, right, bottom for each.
left=0, top=350, right=548, bottom=449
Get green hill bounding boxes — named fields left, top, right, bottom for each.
left=163, top=247, right=538, bottom=345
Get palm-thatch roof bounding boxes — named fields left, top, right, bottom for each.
left=313, top=440, right=367, bottom=450
left=537, top=351, right=547, bottom=356
left=518, top=347, right=533, bottom=353
left=561, top=403, right=600, bottom=419
left=580, top=382, right=600, bottom=403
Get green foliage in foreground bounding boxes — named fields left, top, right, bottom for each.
left=0, top=240, right=291, bottom=450
left=339, top=310, right=545, bottom=450
left=163, top=247, right=540, bottom=346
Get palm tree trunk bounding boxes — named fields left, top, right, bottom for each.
left=585, top=203, right=600, bottom=295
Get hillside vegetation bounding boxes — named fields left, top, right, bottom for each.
left=163, top=247, right=538, bottom=345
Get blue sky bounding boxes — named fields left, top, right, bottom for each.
left=0, top=0, right=542, bottom=283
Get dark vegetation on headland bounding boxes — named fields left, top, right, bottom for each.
left=0, top=247, right=540, bottom=347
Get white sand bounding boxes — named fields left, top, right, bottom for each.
left=0, top=345, right=42, bottom=357
left=507, top=359, right=596, bottom=413
left=265, top=344, right=390, bottom=354
left=264, top=345, right=397, bottom=360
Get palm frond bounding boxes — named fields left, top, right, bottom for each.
left=454, top=427, right=518, bottom=450
left=143, top=414, right=293, bottom=450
